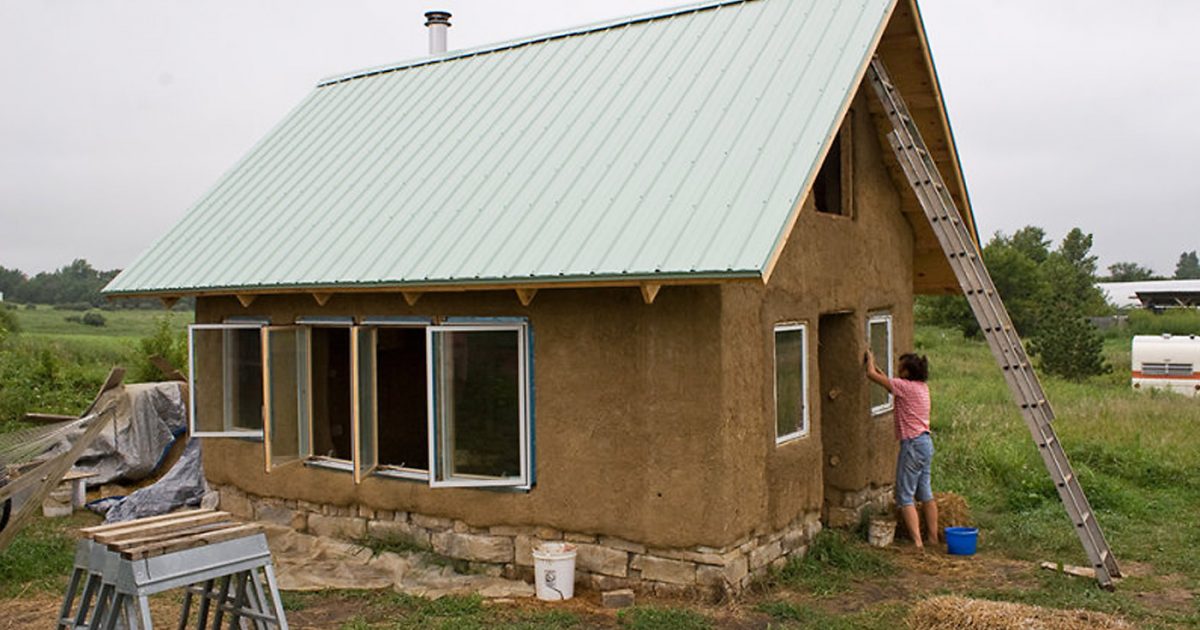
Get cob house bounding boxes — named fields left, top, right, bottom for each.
left=104, top=0, right=978, bottom=597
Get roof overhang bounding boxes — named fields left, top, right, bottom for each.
left=873, top=0, right=980, bottom=294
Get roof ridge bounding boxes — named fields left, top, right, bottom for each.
left=317, top=0, right=754, bottom=87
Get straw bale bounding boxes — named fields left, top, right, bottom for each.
left=895, top=492, right=971, bottom=540
left=907, top=595, right=1133, bottom=630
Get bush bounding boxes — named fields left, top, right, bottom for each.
left=0, top=306, right=18, bottom=344
left=1126, top=309, right=1200, bottom=336
left=128, top=314, right=188, bottom=383
left=1028, top=308, right=1110, bottom=381
left=81, top=311, right=107, bottom=327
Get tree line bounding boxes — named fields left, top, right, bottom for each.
left=918, top=226, right=1188, bottom=381
left=1103, top=251, right=1200, bottom=282
left=0, top=259, right=182, bottom=309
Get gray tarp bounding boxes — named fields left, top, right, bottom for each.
left=45, top=382, right=188, bottom=486
left=102, top=438, right=206, bottom=523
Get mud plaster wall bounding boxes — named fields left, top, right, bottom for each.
left=719, top=87, right=915, bottom=534
left=198, top=284, right=756, bottom=550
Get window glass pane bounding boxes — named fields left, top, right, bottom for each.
left=189, top=326, right=263, bottom=435
left=774, top=327, right=805, bottom=439
left=266, top=327, right=302, bottom=467
left=869, top=318, right=892, bottom=412
left=436, top=330, right=521, bottom=480
left=310, top=327, right=352, bottom=460
left=376, top=327, right=428, bottom=471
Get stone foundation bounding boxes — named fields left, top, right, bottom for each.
left=824, top=484, right=894, bottom=529
left=214, top=484, right=822, bottom=599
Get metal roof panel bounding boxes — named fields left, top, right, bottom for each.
left=105, top=0, right=896, bottom=295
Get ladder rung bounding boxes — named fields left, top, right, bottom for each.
left=1077, top=511, right=1092, bottom=527
left=1057, top=472, right=1073, bottom=487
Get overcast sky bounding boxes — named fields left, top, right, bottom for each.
left=1, top=0, right=1196, bottom=277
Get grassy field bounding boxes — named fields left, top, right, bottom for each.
left=0, top=320, right=1198, bottom=628
left=0, top=305, right=191, bottom=423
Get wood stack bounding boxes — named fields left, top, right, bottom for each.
left=79, top=509, right=260, bottom=560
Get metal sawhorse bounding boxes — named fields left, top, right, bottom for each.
left=58, top=509, right=288, bottom=629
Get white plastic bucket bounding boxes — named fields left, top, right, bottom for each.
left=532, top=542, right=577, bottom=601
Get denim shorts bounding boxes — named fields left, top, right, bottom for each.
left=896, top=432, right=934, bottom=507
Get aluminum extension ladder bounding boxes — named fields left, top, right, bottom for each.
left=865, top=57, right=1121, bottom=589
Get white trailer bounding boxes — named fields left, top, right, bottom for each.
left=1132, top=334, right=1200, bottom=397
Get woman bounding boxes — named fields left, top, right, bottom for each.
left=866, top=350, right=939, bottom=550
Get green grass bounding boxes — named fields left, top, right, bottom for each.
left=767, top=530, right=895, bottom=596
left=919, top=324, right=1200, bottom=585
left=755, top=600, right=908, bottom=629
left=12, top=304, right=191, bottom=338
left=0, top=306, right=192, bottom=424
left=617, top=606, right=711, bottom=630
left=0, top=512, right=97, bottom=597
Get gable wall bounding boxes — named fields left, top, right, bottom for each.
left=197, top=283, right=751, bottom=549
left=720, top=86, right=914, bottom=534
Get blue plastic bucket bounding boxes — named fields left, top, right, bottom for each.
left=944, top=527, right=978, bottom=556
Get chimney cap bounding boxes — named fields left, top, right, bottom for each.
left=424, top=10, right=452, bottom=27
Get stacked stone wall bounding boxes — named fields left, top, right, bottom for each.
left=216, top=484, right=822, bottom=599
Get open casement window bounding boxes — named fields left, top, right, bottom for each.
left=367, top=319, right=430, bottom=480
left=427, top=324, right=530, bottom=488
left=774, top=323, right=809, bottom=444
left=188, top=323, right=265, bottom=438
left=263, top=326, right=309, bottom=471
left=868, top=313, right=894, bottom=415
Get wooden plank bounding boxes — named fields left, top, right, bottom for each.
left=401, top=291, right=422, bottom=306
left=80, top=508, right=217, bottom=535
left=109, top=521, right=238, bottom=551
left=0, top=405, right=118, bottom=551
left=639, top=284, right=661, bottom=305
left=236, top=294, right=258, bottom=308
left=82, top=367, right=124, bottom=417
left=150, top=355, right=187, bottom=381
left=311, top=292, right=333, bottom=306
left=92, top=512, right=232, bottom=544
left=122, top=524, right=262, bottom=560
left=19, top=412, right=77, bottom=425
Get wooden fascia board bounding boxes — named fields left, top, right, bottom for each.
left=897, top=0, right=979, bottom=246
left=760, top=0, right=900, bottom=286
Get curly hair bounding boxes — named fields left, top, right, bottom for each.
left=898, top=353, right=929, bottom=382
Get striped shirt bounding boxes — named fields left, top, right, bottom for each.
left=890, top=378, right=931, bottom=441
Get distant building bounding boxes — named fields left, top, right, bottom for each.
left=1098, top=280, right=1200, bottom=310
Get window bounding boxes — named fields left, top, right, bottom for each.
left=429, top=325, right=529, bottom=487
left=868, top=313, right=893, bottom=415
left=814, top=121, right=851, bottom=216
left=774, top=323, right=808, bottom=443
left=372, top=322, right=429, bottom=477
left=189, top=323, right=265, bottom=437
left=194, top=317, right=533, bottom=489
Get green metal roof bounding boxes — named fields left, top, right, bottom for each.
left=105, top=0, right=896, bottom=296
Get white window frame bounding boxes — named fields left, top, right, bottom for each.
left=426, top=323, right=531, bottom=489
left=867, top=312, right=894, bottom=415
left=188, top=322, right=267, bottom=438
left=773, top=322, right=809, bottom=445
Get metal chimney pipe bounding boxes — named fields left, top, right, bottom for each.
left=425, top=11, right=451, bottom=54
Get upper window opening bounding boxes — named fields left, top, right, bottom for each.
left=310, top=326, right=353, bottom=460
left=814, top=121, right=851, bottom=216
left=376, top=326, right=429, bottom=472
